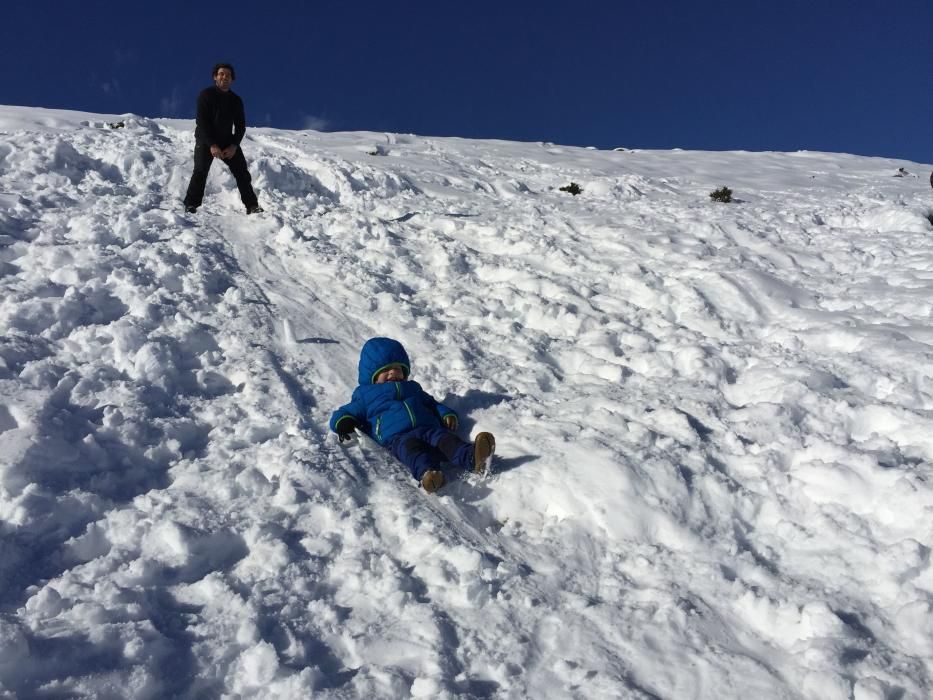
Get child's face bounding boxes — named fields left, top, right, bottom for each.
left=375, top=365, right=405, bottom=384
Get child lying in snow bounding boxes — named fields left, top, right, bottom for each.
left=329, top=337, right=495, bottom=493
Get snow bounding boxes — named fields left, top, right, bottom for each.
left=1, top=104, right=932, bottom=698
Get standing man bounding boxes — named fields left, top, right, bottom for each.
left=183, top=63, right=263, bottom=214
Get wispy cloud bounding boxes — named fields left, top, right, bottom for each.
left=96, top=50, right=136, bottom=98
left=302, top=114, right=330, bottom=131
left=113, top=48, right=138, bottom=67
left=160, top=87, right=184, bottom=117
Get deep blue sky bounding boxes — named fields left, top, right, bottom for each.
left=3, top=1, right=931, bottom=162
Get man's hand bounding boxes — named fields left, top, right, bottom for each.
left=221, top=145, right=237, bottom=160
left=210, top=145, right=223, bottom=158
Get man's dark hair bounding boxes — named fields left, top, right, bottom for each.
left=212, top=62, right=236, bottom=80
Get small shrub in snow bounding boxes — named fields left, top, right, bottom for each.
left=559, top=182, right=582, bottom=196
left=710, top=186, right=733, bottom=203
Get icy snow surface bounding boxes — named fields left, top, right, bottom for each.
left=1, top=105, right=932, bottom=699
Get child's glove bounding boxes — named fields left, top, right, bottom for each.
left=336, top=416, right=359, bottom=442
left=443, top=415, right=458, bottom=431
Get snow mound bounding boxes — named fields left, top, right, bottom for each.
left=0, top=104, right=931, bottom=698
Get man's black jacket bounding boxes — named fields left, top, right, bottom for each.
left=194, top=86, right=246, bottom=148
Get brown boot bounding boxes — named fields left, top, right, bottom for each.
left=420, top=469, right=445, bottom=493
left=472, top=432, right=496, bottom=474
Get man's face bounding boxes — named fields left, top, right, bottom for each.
left=214, top=68, right=233, bottom=91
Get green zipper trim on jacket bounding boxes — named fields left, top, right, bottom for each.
left=375, top=416, right=382, bottom=441
left=403, top=399, right=416, bottom=428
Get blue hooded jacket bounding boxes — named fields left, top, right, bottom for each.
left=329, top=337, right=457, bottom=445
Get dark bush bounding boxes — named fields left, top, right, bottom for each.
left=559, top=182, right=582, bottom=196
left=710, top=186, right=733, bottom=203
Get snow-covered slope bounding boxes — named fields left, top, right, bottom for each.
left=1, top=105, right=932, bottom=699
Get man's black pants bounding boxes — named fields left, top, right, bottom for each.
left=183, top=144, right=258, bottom=209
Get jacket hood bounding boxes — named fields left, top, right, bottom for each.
left=358, top=337, right=411, bottom=385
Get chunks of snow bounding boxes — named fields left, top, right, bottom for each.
left=0, top=104, right=931, bottom=697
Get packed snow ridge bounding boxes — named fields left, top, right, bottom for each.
left=1, top=105, right=932, bottom=699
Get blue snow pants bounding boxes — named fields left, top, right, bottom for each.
left=384, top=426, right=474, bottom=480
